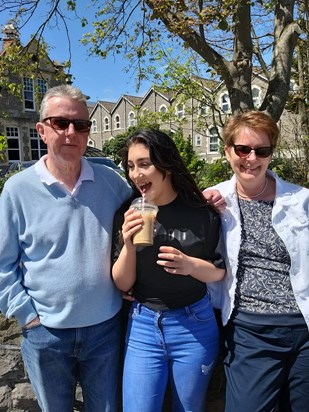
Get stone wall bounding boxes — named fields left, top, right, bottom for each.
left=0, top=314, right=225, bottom=411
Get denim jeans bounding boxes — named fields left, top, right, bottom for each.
left=123, top=294, right=219, bottom=412
left=21, top=312, right=121, bottom=412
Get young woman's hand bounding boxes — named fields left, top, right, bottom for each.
left=157, top=246, right=192, bottom=276
left=122, top=208, right=143, bottom=250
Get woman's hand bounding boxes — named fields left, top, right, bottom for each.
left=122, top=208, right=143, bottom=250
left=203, top=189, right=226, bottom=212
left=157, top=246, right=192, bottom=276
left=157, top=246, right=225, bottom=282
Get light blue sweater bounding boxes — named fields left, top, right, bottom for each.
left=0, top=161, right=131, bottom=328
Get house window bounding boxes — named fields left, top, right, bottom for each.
left=30, top=128, right=47, bottom=160
left=92, top=119, right=97, bottom=133
left=290, top=79, right=298, bottom=92
left=195, top=135, right=201, bottom=147
left=128, top=111, right=136, bottom=127
left=252, top=86, right=261, bottom=108
left=37, top=78, right=47, bottom=95
left=199, top=103, right=208, bottom=116
left=104, top=117, right=109, bottom=131
left=115, top=115, right=120, bottom=129
left=220, top=93, right=230, bottom=113
left=176, top=103, right=185, bottom=119
left=23, top=77, right=35, bottom=110
left=208, top=126, right=219, bottom=152
left=159, top=105, right=167, bottom=113
left=6, top=126, right=20, bottom=161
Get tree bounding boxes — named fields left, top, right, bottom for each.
left=0, top=1, right=305, bottom=121
left=0, top=133, right=7, bottom=162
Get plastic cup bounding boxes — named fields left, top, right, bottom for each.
left=130, top=197, right=158, bottom=247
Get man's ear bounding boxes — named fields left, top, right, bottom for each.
left=36, top=122, right=46, bottom=144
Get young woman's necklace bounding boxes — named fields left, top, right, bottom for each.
left=237, top=178, right=268, bottom=199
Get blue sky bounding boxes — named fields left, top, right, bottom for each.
left=0, top=4, right=152, bottom=103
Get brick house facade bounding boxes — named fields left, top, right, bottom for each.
left=0, top=24, right=70, bottom=165
left=88, top=72, right=301, bottom=163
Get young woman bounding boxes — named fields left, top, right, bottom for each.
left=112, top=129, right=225, bottom=412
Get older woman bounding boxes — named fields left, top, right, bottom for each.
left=204, top=111, right=309, bottom=412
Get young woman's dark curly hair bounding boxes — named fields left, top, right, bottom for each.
left=120, top=128, right=207, bottom=208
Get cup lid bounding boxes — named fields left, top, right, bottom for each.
left=130, top=197, right=158, bottom=211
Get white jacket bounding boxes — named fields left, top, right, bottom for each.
left=207, top=170, right=309, bottom=329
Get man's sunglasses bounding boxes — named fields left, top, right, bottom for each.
left=42, top=117, right=92, bottom=133
left=233, top=144, right=273, bottom=159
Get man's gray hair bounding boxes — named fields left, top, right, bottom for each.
left=39, top=84, right=88, bottom=120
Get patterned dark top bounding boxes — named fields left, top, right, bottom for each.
left=234, top=199, right=300, bottom=314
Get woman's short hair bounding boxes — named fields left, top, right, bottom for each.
left=223, top=110, right=280, bottom=148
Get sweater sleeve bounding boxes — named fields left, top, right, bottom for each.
left=0, top=187, right=37, bottom=326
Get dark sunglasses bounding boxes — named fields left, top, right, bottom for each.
left=42, top=117, right=92, bottom=133
left=233, top=144, right=272, bottom=159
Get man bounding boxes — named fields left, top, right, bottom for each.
left=0, top=85, right=131, bottom=411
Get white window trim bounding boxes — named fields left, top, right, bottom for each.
left=195, top=135, right=201, bottom=147
left=252, top=86, right=261, bottom=108
left=6, top=126, right=21, bottom=161
left=103, top=117, right=110, bottom=131
left=208, top=126, right=219, bottom=153
left=23, top=77, right=35, bottom=111
left=92, top=119, right=98, bottom=133
left=115, top=114, right=121, bottom=130
left=128, top=111, right=136, bottom=127
left=220, top=92, right=230, bottom=113
left=175, top=103, right=185, bottom=119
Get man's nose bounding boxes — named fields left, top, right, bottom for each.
left=65, top=122, right=76, bottom=135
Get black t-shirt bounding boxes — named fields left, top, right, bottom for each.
left=112, top=196, right=224, bottom=309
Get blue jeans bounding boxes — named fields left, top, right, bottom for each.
left=123, top=294, right=219, bottom=412
left=21, top=312, right=121, bottom=412
left=224, top=318, right=309, bottom=412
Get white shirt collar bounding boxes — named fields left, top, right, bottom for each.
left=35, top=155, right=94, bottom=194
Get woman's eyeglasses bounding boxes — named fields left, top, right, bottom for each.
left=233, top=144, right=272, bottom=159
left=42, top=117, right=92, bottom=133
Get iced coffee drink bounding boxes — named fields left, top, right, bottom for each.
left=130, top=198, right=158, bottom=247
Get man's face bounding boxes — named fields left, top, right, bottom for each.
left=36, top=96, right=90, bottom=166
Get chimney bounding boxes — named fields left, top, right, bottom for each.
left=2, top=23, right=19, bottom=52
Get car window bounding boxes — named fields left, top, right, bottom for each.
left=85, top=157, right=123, bottom=173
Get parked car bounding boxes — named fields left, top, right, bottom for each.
left=0, top=165, right=10, bottom=177
left=6, top=160, right=37, bottom=174
left=84, top=156, right=124, bottom=174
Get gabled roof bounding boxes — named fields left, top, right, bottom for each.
left=1, top=31, right=63, bottom=75
left=99, top=100, right=116, bottom=112
left=89, top=100, right=116, bottom=117
left=111, top=94, right=143, bottom=113
left=123, top=94, right=143, bottom=106
left=192, top=75, right=218, bottom=92
left=87, top=101, right=96, bottom=115
left=140, top=86, right=174, bottom=105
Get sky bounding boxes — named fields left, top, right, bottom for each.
left=0, top=3, right=152, bottom=103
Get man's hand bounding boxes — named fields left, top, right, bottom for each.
left=203, top=189, right=226, bottom=212
left=24, top=316, right=40, bottom=329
